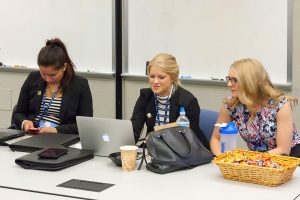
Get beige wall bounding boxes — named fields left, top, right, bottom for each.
left=0, top=72, right=28, bottom=127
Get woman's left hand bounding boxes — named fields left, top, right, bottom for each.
left=38, top=127, right=58, bottom=134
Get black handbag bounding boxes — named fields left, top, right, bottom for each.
left=140, top=126, right=214, bottom=174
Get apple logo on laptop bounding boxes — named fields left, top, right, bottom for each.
left=102, top=133, right=110, bottom=142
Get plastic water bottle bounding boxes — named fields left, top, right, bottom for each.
left=176, top=107, right=190, bottom=127
left=219, top=122, right=238, bottom=153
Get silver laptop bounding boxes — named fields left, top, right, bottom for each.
left=76, top=116, right=135, bottom=156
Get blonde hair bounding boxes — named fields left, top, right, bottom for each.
left=147, top=53, right=181, bottom=86
left=226, top=58, right=298, bottom=118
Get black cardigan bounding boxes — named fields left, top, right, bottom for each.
left=130, top=86, right=210, bottom=149
left=13, top=71, right=93, bottom=134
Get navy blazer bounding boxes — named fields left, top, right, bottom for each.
left=13, top=71, right=93, bottom=134
left=130, top=86, right=210, bottom=150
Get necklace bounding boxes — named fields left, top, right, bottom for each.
left=46, top=85, right=61, bottom=96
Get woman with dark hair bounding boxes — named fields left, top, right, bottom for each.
left=13, top=38, right=93, bottom=134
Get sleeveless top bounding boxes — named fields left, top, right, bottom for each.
left=225, top=96, right=300, bottom=151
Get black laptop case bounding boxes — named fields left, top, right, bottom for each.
left=0, top=128, right=25, bottom=143
left=15, top=148, right=94, bottom=171
left=9, top=133, right=79, bottom=152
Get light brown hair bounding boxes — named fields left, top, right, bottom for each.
left=225, top=58, right=298, bottom=118
left=147, top=53, right=181, bottom=86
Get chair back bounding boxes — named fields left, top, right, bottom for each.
left=199, top=109, right=218, bottom=142
left=9, top=105, right=17, bottom=129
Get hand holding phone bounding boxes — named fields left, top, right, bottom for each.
left=27, top=128, right=40, bottom=134
left=38, top=148, right=68, bottom=159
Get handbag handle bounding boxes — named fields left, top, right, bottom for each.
left=160, top=130, right=192, bottom=158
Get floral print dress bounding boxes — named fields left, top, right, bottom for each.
left=225, top=97, right=300, bottom=151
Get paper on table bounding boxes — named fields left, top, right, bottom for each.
left=5, top=135, right=33, bottom=145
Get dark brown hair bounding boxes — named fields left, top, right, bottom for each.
left=37, top=38, right=75, bottom=89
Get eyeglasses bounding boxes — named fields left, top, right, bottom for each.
left=225, top=76, right=238, bottom=85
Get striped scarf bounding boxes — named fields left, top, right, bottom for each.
left=155, top=85, right=176, bottom=126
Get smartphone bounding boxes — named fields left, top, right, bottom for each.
left=27, top=128, right=40, bottom=134
left=38, top=148, right=68, bottom=159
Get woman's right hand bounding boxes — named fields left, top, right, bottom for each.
left=23, top=120, right=35, bottom=131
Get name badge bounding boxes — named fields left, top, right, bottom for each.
left=38, top=121, right=58, bottom=128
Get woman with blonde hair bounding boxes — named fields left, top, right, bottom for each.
left=131, top=53, right=209, bottom=149
left=210, top=58, right=300, bottom=157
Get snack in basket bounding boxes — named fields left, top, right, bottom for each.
left=213, top=149, right=300, bottom=186
left=220, top=152, right=283, bottom=169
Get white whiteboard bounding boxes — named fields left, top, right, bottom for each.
left=0, top=0, right=113, bottom=73
left=126, top=0, right=290, bottom=84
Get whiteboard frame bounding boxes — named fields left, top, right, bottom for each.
left=0, top=0, right=116, bottom=74
left=112, top=0, right=116, bottom=73
left=122, top=0, right=293, bottom=87
left=287, top=0, right=293, bottom=84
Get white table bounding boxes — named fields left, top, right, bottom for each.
left=0, top=146, right=299, bottom=200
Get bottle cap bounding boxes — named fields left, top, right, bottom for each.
left=219, top=122, right=238, bottom=134
left=179, top=107, right=185, bottom=114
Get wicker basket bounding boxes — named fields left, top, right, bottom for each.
left=213, top=149, right=300, bottom=186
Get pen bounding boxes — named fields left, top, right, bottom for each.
left=211, top=77, right=225, bottom=81
left=180, top=75, right=192, bottom=79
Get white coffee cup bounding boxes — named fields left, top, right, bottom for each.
left=120, top=145, right=138, bottom=171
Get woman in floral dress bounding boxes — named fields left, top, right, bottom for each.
left=210, top=58, right=300, bottom=157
